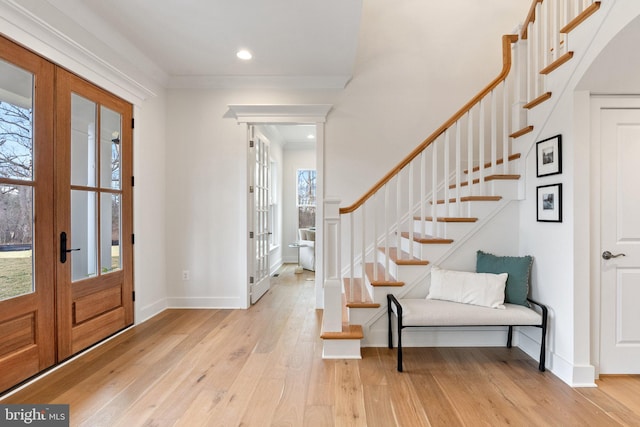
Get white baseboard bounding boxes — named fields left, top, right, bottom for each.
left=136, top=298, right=168, bottom=325
left=166, top=296, right=245, bottom=309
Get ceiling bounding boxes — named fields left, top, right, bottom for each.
left=46, top=0, right=363, bottom=89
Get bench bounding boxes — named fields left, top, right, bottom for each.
left=387, top=294, right=548, bottom=372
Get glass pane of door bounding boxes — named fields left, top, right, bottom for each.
left=101, top=193, right=121, bottom=274
left=70, top=94, right=96, bottom=187
left=0, top=185, right=33, bottom=300
left=71, top=190, right=97, bottom=281
left=0, top=58, right=34, bottom=300
left=100, top=106, right=121, bottom=190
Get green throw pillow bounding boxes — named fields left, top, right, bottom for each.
left=476, top=250, right=533, bottom=307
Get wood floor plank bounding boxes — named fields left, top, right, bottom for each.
left=2, top=267, right=640, bottom=426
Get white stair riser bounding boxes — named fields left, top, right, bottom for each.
left=411, top=220, right=474, bottom=240
left=431, top=201, right=500, bottom=218
left=464, top=158, right=522, bottom=180
left=400, top=238, right=451, bottom=260
left=451, top=180, right=519, bottom=199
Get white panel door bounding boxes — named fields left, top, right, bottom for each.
left=249, top=128, right=271, bottom=304
left=600, top=108, right=640, bottom=374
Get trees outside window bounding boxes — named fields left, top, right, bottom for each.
left=297, top=169, right=316, bottom=229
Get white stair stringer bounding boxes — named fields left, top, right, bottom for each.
left=348, top=198, right=520, bottom=347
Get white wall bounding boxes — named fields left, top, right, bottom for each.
left=134, top=92, right=168, bottom=323
left=283, top=146, right=316, bottom=263
left=513, top=0, right=640, bottom=385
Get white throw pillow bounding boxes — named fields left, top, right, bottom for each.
left=427, top=266, right=508, bottom=309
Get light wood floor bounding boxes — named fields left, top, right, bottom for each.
left=2, top=265, right=640, bottom=426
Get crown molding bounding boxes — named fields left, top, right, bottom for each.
left=168, top=74, right=351, bottom=90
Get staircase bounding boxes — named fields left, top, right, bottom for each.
left=321, top=0, right=604, bottom=359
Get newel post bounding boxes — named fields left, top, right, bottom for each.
left=323, top=198, right=342, bottom=333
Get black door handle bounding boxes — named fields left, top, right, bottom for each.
left=60, top=231, right=80, bottom=263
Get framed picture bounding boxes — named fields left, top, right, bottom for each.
left=536, top=134, right=562, bottom=177
left=537, top=184, right=562, bottom=222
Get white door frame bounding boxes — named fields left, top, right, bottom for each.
left=228, top=104, right=332, bottom=309
left=589, top=95, right=640, bottom=376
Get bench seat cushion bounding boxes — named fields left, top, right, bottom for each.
left=393, top=298, right=542, bottom=326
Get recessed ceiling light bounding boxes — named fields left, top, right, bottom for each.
left=237, top=49, right=252, bottom=60
left=307, top=134, right=315, bottom=139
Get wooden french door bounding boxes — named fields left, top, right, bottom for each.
left=0, top=35, right=56, bottom=392
left=55, top=69, right=134, bottom=360
left=0, top=35, right=133, bottom=391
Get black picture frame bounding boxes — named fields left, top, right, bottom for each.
left=537, top=183, right=562, bottom=222
left=536, top=134, right=562, bottom=177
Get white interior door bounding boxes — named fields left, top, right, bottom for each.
left=600, top=108, right=640, bottom=374
left=249, top=127, right=271, bottom=304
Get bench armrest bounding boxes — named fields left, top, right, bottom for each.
left=387, top=293, right=403, bottom=318
left=527, top=298, right=548, bottom=318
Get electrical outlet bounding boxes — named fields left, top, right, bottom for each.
left=182, top=270, right=190, bottom=280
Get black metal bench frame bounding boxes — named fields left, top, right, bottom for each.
left=387, top=294, right=548, bottom=372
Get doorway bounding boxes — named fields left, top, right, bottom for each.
left=0, top=36, right=134, bottom=392
left=592, top=100, right=640, bottom=374
left=229, top=104, right=331, bottom=308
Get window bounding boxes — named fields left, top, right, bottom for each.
left=296, top=169, right=316, bottom=229
left=269, top=158, right=279, bottom=249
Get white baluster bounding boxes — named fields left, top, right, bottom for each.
left=395, top=171, right=401, bottom=272
left=491, top=89, right=497, bottom=175
left=420, top=151, right=426, bottom=238
left=534, top=2, right=541, bottom=96
left=349, top=212, right=354, bottom=302
left=408, top=161, right=414, bottom=259
left=384, top=183, right=389, bottom=282
left=373, top=193, right=378, bottom=282
left=361, top=203, right=366, bottom=303
left=527, top=21, right=534, bottom=102
left=467, top=110, right=474, bottom=198
left=479, top=98, right=485, bottom=196
left=502, top=80, right=509, bottom=175
left=444, top=129, right=450, bottom=221
left=454, top=121, right=461, bottom=217
left=431, top=137, right=438, bottom=237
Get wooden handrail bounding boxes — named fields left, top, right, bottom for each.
left=339, top=34, right=518, bottom=214
left=521, top=0, right=543, bottom=40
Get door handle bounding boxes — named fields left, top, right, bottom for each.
left=602, top=251, right=626, bottom=260
left=60, top=231, right=80, bottom=263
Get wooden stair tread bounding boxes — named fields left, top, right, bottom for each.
left=464, top=153, right=521, bottom=174
left=414, top=216, right=477, bottom=223
left=560, top=1, right=601, bottom=34
left=449, top=174, right=521, bottom=189
left=365, top=263, right=404, bottom=287
left=400, top=231, right=453, bottom=245
left=378, top=247, right=429, bottom=266
left=524, top=92, right=552, bottom=109
left=343, top=278, right=380, bottom=308
left=510, top=126, right=534, bottom=139
left=540, top=51, right=574, bottom=75
left=432, top=196, right=502, bottom=204
left=321, top=324, right=363, bottom=340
